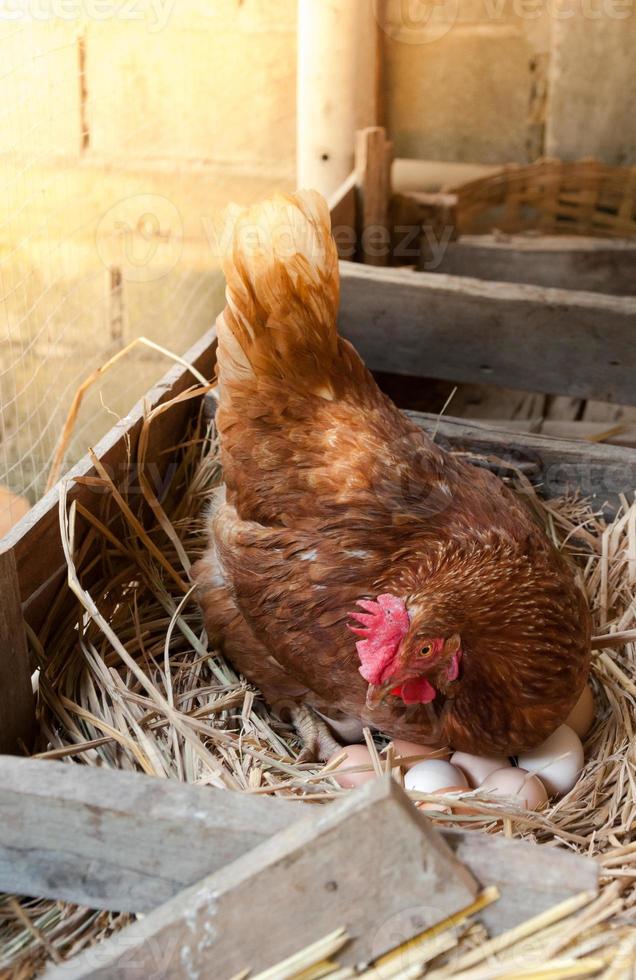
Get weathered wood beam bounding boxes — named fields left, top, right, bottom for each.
left=0, top=754, right=296, bottom=913
left=417, top=416, right=636, bottom=450
left=46, top=777, right=480, bottom=979
left=429, top=234, right=636, bottom=296
left=355, top=127, right=392, bottom=267
left=328, top=170, right=357, bottom=260
left=416, top=411, right=631, bottom=503
left=0, top=553, right=35, bottom=754
left=409, top=410, right=636, bottom=513
left=0, top=756, right=598, bottom=936
left=338, top=261, right=636, bottom=405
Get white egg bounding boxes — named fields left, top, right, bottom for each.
left=451, top=751, right=510, bottom=788
left=565, top=685, right=595, bottom=739
left=404, top=759, right=468, bottom=793
left=518, top=724, right=584, bottom=796
left=479, top=767, right=548, bottom=810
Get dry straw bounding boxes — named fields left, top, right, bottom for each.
left=1, top=390, right=635, bottom=977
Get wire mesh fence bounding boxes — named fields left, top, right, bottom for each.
left=0, top=0, right=296, bottom=534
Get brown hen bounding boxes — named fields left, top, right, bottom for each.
left=194, top=191, right=591, bottom=757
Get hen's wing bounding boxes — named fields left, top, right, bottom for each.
left=211, top=499, right=446, bottom=741
left=194, top=493, right=309, bottom=706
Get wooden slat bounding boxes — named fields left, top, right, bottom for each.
left=338, top=261, right=636, bottom=405
left=45, top=777, right=481, bottom=980
left=328, top=170, right=357, bottom=260
left=390, top=191, right=459, bottom=268
left=0, top=754, right=296, bottom=913
left=355, top=126, right=392, bottom=267
left=0, top=328, right=217, bottom=637
left=430, top=234, right=636, bottom=296
left=409, top=411, right=636, bottom=513
left=0, top=757, right=598, bottom=934
left=439, top=416, right=636, bottom=449
left=0, top=553, right=35, bottom=754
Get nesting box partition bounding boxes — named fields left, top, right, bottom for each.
left=372, top=134, right=636, bottom=296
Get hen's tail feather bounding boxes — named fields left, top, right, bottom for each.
left=217, top=190, right=340, bottom=396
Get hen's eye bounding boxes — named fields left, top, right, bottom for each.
left=419, top=644, right=433, bottom=658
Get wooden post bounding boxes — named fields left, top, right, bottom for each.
left=355, top=126, right=393, bottom=266
left=0, top=549, right=35, bottom=753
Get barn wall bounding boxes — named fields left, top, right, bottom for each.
left=546, top=9, right=636, bottom=164
left=0, top=2, right=297, bottom=504
left=381, top=0, right=551, bottom=164
left=380, top=0, right=636, bottom=166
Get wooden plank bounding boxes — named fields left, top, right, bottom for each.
left=408, top=411, right=636, bottom=513
left=0, top=755, right=295, bottom=913
left=0, top=553, right=35, bottom=754
left=431, top=235, right=636, bottom=296
left=0, top=757, right=598, bottom=934
left=328, top=170, right=357, bottom=260
left=442, top=829, right=598, bottom=939
left=355, top=127, right=392, bottom=267
left=0, top=328, right=217, bottom=637
left=46, top=777, right=480, bottom=980
left=390, top=191, right=458, bottom=269
left=412, top=415, right=636, bottom=449
left=338, top=261, right=636, bottom=405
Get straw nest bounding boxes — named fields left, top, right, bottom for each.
left=1, top=389, right=635, bottom=979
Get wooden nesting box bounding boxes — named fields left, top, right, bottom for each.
left=337, top=128, right=636, bottom=442
left=0, top=136, right=635, bottom=974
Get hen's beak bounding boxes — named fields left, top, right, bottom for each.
left=366, top=681, right=394, bottom=710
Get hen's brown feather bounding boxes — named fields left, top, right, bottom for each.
left=195, top=191, right=591, bottom=755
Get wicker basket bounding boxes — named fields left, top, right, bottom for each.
left=448, top=159, right=636, bottom=238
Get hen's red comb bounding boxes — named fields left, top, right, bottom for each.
left=347, top=593, right=410, bottom=684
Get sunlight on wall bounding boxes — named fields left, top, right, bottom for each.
left=0, top=0, right=296, bottom=526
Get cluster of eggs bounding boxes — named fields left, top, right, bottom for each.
left=327, top=684, right=594, bottom=811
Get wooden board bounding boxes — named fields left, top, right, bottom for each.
left=42, top=778, right=476, bottom=979
left=46, top=778, right=479, bottom=979
left=328, top=171, right=357, bottom=260
left=355, top=127, right=392, bottom=267
left=45, top=778, right=599, bottom=979
left=430, top=235, right=636, bottom=296
left=0, top=755, right=296, bottom=913
left=0, top=757, right=598, bottom=934
left=0, top=552, right=35, bottom=754
left=435, top=416, right=636, bottom=450
left=338, top=261, right=636, bottom=405
left=409, top=411, right=636, bottom=513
